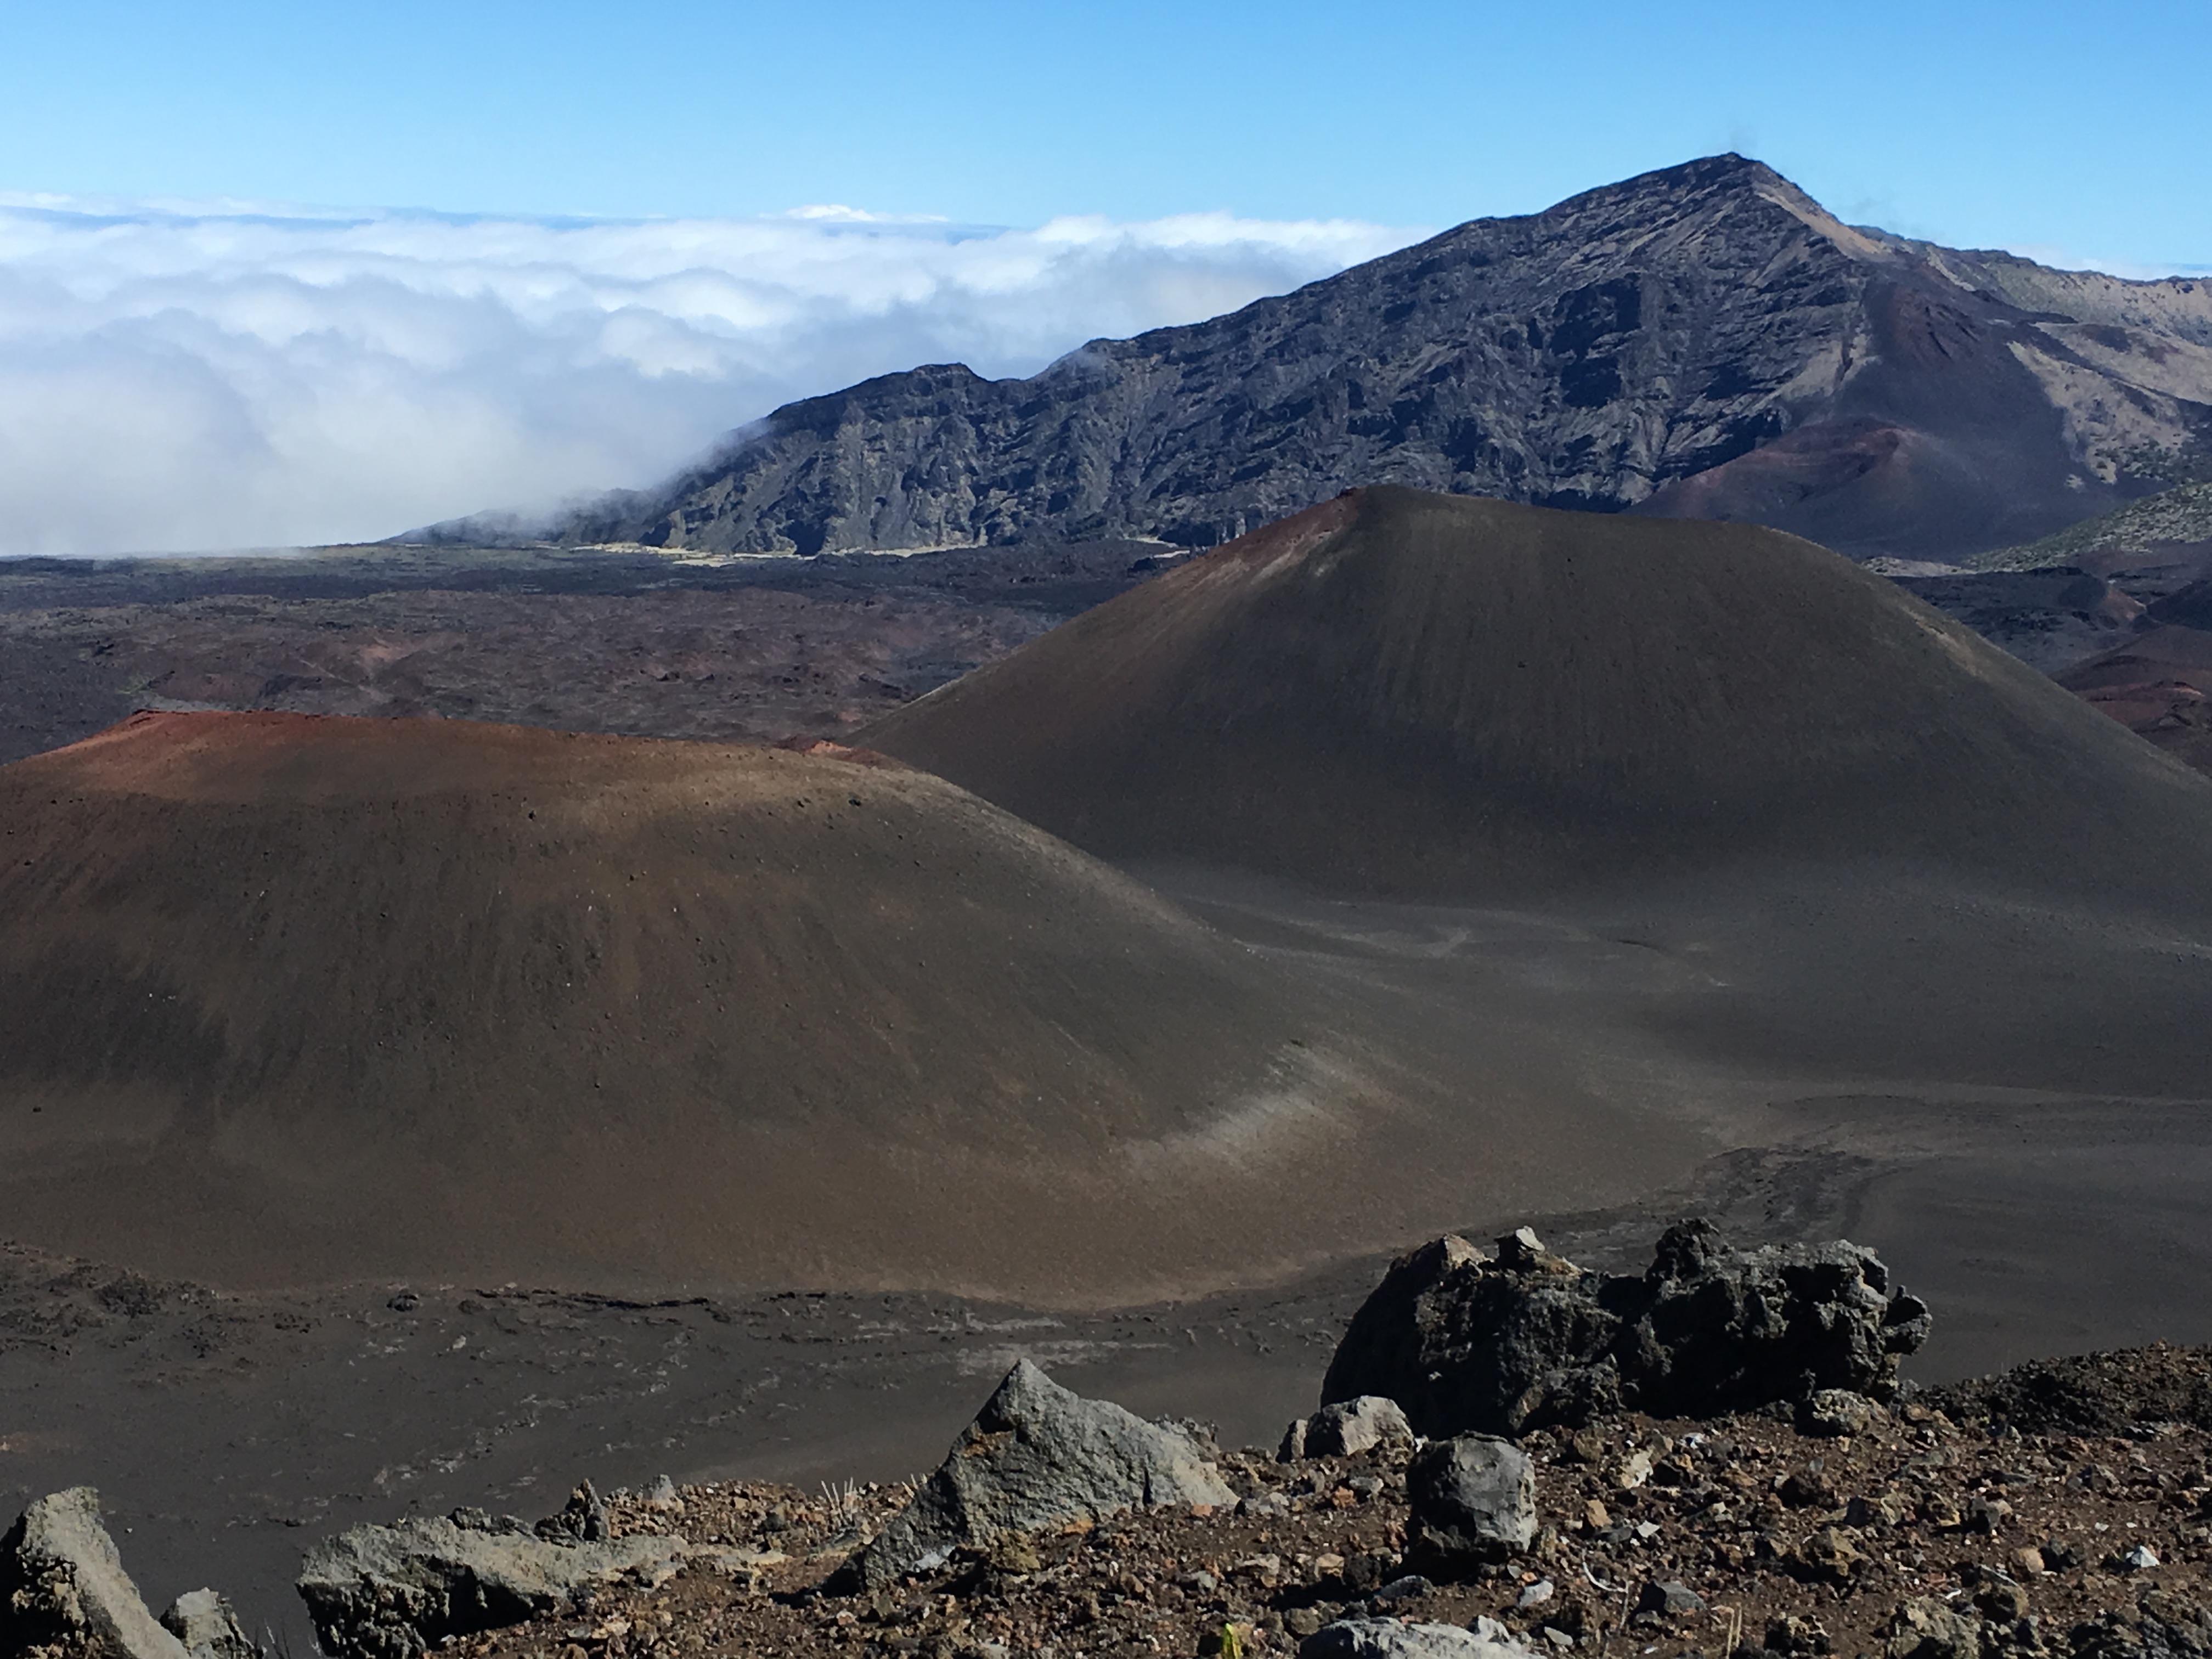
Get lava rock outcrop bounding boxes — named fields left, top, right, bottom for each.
left=1321, top=1220, right=1930, bottom=1437
left=298, top=1508, right=688, bottom=1659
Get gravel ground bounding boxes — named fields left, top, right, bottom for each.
left=432, top=1345, right=2212, bottom=1659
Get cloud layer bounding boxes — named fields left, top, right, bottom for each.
left=0, top=196, right=1425, bottom=556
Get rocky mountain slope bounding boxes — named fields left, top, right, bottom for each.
left=486, top=154, right=2212, bottom=562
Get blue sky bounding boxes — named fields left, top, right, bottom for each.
left=0, top=0, right=2205, bottom=554
left=2, top=0, right=2205, bottom=270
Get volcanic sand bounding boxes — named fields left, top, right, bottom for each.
left=862, top=483, right=2212, bottom=1379
left=0, top=709, right=1701, bottom=1301
left=12, top=494, right=2212, bottom=1637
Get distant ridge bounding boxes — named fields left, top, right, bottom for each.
left=456, top=155, right=2212, bottom=562
left=863, top=486, right=2212, bottom=904
left=1970, top=479, right=2212, bottom=571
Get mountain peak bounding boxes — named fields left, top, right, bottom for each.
left=510, top=159, right=2212, bottom=562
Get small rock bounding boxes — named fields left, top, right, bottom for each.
left=1539, top=1630, right=1574, bottom=1650
left=1846, top=1493, right=1906, bottom=1529
left=1795, top=1526, right=1863, bottom=1581
left=1612, top=1450, right=1654, bottom=1491
left=1516, top=1579, right=1555, bottom=1609
left=1288, top=1609, right=1330, bottom=1639
left=1495, top=1228, right=1548, bottom=1269
left=1973, top=1581, right=2029, bottom=1622
left=1306, top=1397, right=1414, bottom=1458
left=1802, top=1390, right=1878, bottom=1437
left=535, top=1482, right=610, bottom=1545
left=1406, top=1434, right=1537, bottom=1572
left=1238, top=1491, right=1293, bottom=1519
left=1580, top=1500, right=1609, bottom=1533
left=1280, top=1419, right=1311, bottom=1462
left=0, top=1487, right=189, bottom=1659
left=1779, top=1468, right=1839, bottom=1509
left=1964, top=1496, right=2011, bottom=1534
left=2010, top=1548, right=2046, bottom=1578
left=386, top=1291, right=421, bottom=1313
left=1921, top=1494, right=1963, bottom=1530
left=1634, top=1580, right=1705, bottom=1617
left=2122, top=1544, right=2162, bottom=1573
left=1883, top=1598, right=1981, bottom=1659
left=1299, top=1619, right=1531, bottom=1659
left=160, top=1589, right=258, bottom=1659
left=1765, top=1614, right=1832, bottom=1656
left=645, top=1476, right=683, bottom=1514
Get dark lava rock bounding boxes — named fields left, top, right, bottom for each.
left=1637, top=1579, right=1708, bottom=1617
left=1929, top=1341, right=2212, bottom=1436
left=1404, top=1434, right=1538, bottom=1572
left=533, top=1480, right=609, bottom=1545
left=1322, top=1220, right=1930, bottom=1437
left=848, top=1358, right=1233, bottom=1590
left=0, top=1487, right=191, bottom=1659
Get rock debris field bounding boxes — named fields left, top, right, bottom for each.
left=15, top=1226, right=2212, bottom=1659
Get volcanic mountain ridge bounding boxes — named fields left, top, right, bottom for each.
left=449, top=154, right=2212, bottom=562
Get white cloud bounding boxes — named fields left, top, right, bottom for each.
left=0, top=196, right=1427, bottom=556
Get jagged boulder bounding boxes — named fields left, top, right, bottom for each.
left=849, top=1359, right=1234, bottom=1589
left=160, top=1590, right=258, bottom=1659
left=1405, top=1436, right=1537, bottom=1571
left=1322, top=1220, right=1930, bottom=1437
left=0, top=1487, right=190, bottom=1659
left=297, top=1508, right=685, bottom=1659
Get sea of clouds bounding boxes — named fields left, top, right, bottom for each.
left=0, top=196, right=1426, bottom=557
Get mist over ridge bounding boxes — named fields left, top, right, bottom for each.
left=0, top=196, right=1421, bottom=556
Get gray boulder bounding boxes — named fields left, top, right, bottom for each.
left=1406, top=1435, right=1537, bottom=1572
left=1322, top=1220, right=1931, bottom=1436
left=160, top=1589, right=258, bottom=1659
left=297, top=1509, right=685, bottom=1659
left=1306, top=1397, right=1414, bottom=1458
left=849, top=1359, right=1233, bottom=1589
left=0, top=1487, right=190, bottom=1659
left=1301, top=1618, right=1532, bottom=1659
